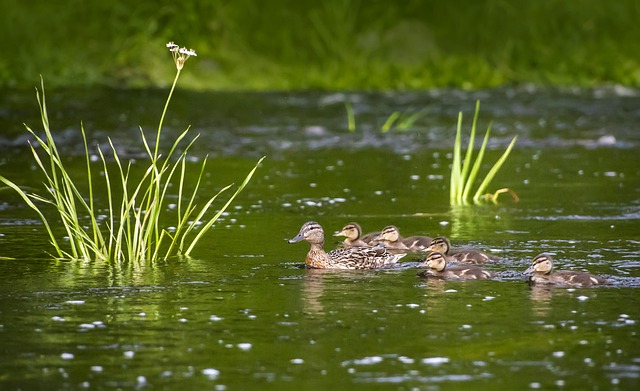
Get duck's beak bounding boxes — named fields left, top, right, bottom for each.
left=333, top=230, right=345, bottom=237
left=523, top=265, right=534, bottom=275
left=372, top=233, right=383, bottom=241
left=288, top=232, right=304, bottom=244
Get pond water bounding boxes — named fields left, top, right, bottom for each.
left=1, top=86, right=639, bottom=390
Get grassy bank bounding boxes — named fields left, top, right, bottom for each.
left=2, top=0, right=639, bottom=90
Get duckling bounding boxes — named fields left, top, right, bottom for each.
left=374, top=225, right=432, bottom=252
left=524, top=254, right=607, bottom=287
left=418, top=252, right=494, bottom=280
left=425, top=236, right=498, bottom=264
left=288, top=221, right=406, bottom=269
left=333, top=222, right=378, bottom=248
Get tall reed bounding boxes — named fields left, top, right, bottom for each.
left=0, top=42, right=264, bottom=262
left=450, top=101, right=517, bottom=205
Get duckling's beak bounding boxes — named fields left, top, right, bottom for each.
left=333, top=230, right=345, bottom=237
left=423, top=244, right=434, bottom=252
left=288, top=232, right=305, bottom=243
left=372, top=233, right=383, bottom=241
left=523, top=265, right=534, bottom=275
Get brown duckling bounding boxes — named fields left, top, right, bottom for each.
left=374, top=225, right=432, bottom=252
left=425, top=236, right=498, bottom=264
left=288, top=221, right=406, bottom=269
left=333, top=222, right=378, bottom=248
left=418, top=252, right=494, bottom=280
left=524, top=254, right=607, bottom=287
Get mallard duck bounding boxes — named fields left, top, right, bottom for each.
left=288, top=221, right=406, bottom=269
left=374, top=225, right=432, bottom=252
left=524, top=254, right=607, bottom=287
left=333, top=222, right=378, bottom=248
left=425, top=236, right=498, bottom=264
left=418, top=252, right=494, bottom=280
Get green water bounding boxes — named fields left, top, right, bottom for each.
left=1, top=87, right=639, bottom=389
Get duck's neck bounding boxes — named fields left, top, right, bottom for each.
left=306, top=242, right=330, bottom=268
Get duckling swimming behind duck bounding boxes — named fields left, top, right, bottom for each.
left=524, top=254, right=607, bottom=287
left=374, top=225, right=432, bottom=252
left=418, top=252, right=494, bottom=280
left=289, top=221, right=405, bottom=269
left=425, top=236, right=498, bottom=264
left=333, top=222, right=378, bottom=248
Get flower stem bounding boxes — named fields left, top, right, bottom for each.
left=155, top=69, right=181, bottom=160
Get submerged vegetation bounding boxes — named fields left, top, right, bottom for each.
left=1, top=1, right=639, bottom=90
left=449, top=102, right=517, bottom=205
left=0, top=43, right=264, bottom=262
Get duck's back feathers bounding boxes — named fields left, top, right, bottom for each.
left=419, top=265, right=494, bottom=280
left=450, top=249, right=499, bottom=264
left=529, top=270, right=607, bottom=287
left=323, top=245, right=406, bottom=269
left=418, top=251, right=494, bottom=280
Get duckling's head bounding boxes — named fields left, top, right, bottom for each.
left=333, top=222, right=362, bottom=240
left=425, top=236, right=450, bottom=254
left=425, top=251, right=447, bottom=272
left=288, top=221, right=324, bottom=245
left=524, top=254, right=554, bottom=275
left=375, top=226, right=400, bottom=242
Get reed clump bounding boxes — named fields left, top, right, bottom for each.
left=0, top=42, right=264, bottom=262
left=449, top=101, right=517, bottom=205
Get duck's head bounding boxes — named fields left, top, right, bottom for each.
left=374, top=226, right=400, bottom=242
left=425, top=251, right=447, bottom=272
left=524, top=254, right=554, bottom=275
left=425, top=236, right=450, bottom=253
left=288, top=221, right=324, bottom=245
left=333, top=222, right=361, bottom=240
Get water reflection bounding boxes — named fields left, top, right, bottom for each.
left=301, top=268, right=329, bottom=316
left=527, top=284, right=555, bottom=316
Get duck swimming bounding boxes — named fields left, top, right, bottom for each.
left=418, top=251, right=494, bottom=280
left=524, top=254, right=607, bottom=287
left=289, top=221, right=405, bottom=269
left=374, top=225, right=432, bottom=252
left=333, top=222, right=378, bottom=248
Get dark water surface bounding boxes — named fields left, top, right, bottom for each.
left=1, top=87, right=639, bottom=390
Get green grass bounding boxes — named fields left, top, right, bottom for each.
left=0, top=44, right=264, bottom=262
left=1, top=1, right=639, bottom=89
left=449, top=101, right=517, bottom=205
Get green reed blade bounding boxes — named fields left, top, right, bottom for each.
left=395, top=108, right=428, bottom=131
left=450, top=112, right=463, bottom=204
left=462, top=121, right=491, bottom=203
left=472, top=135, right=518, bottom=203
left=0, top=175, right=63, bottom=257
left=344, top=100, right=356, bottom=132
left=381, top=112, right=400, bottom=133
left=184, top=156, right=266, bottom=256
left=460, top=101, right=480, bottom=200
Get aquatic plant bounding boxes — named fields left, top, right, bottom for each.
left=449, top=101, right=517, bottom=205
left=0, top=42, right=264, bottom=262
left=344, top=100, right=427, bottom=133
left=380, top=108, right=428, bottom=133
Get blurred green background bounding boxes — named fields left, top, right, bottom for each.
left=3, top=0, right=640, bottom=90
